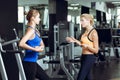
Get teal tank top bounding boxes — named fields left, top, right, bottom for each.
left=23, top=27, right=42, bottom=62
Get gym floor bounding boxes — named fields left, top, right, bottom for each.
left=47, top=58, right=120, bottom=80
left=73, top=47, right=120, bottom=80
left=92, top=59, right=120, bottom=80
left=47, top=46, right=120, bottom=80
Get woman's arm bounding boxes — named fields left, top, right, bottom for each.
left=34, top=40, right=45, bottom=52
left=19, top=28, right=44, bottom=52
left=19, top=28, right=36, bottom=51
left=66, top=36, right=81, bottom=46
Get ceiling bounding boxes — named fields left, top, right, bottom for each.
left=68, top=0, right=120, bottom=8
left=18, top=0, right=120, bottom=8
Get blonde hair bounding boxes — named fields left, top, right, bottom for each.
left=80, top=13, right=94, bottom=26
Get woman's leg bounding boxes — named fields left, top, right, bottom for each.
left=77, top=59, right=88, bottom=80
left=23, top=61, right=36, bottom=80
left=35, top=63, right=50, bottom=80
left=77, top=55, right=95, bottom=80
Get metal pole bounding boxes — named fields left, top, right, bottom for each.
left=59, top=46, right=74, bottom=80
left=69, top=22, right=74, bottom=59
left=0, top=43, right=8, bottom=80
left=13, top=28, right=26, bottom=80
left=12, top=42, right=26, bottom=80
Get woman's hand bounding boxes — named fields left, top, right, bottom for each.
left=66, top=37, right=76, bottom=43
left=70, top=36, right=76, bottom=41
left=66, top=36, right=81, bottom=46
left=81, top=44, right=88, bottom=48
left=35, top=46, right=44, bottom=52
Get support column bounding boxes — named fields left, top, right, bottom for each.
left=0, top=0, right=19, bottom=80
left=48, top=0, right=68, bottom=54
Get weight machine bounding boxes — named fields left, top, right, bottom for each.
left=44, top=22, right=79, bottom=80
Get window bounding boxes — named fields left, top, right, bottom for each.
left=18, top=7, right=24, bottom=23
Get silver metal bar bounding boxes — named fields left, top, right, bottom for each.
left=59, top=46, right=74, bottom=80
left=69, top=22, right=74, bottom=60
left=13, top=28, right=26, bottom=80
left=2, top=39, right=20, bottom=46
left=0, top=43, right=8, bottom=80
left=12, top=42, right=26, bottom=80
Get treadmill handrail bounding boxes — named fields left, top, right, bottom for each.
left=2, top=38, right=20, bottom=46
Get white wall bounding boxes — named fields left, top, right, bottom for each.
left=95, top=2, right=107, bottom=12
left=18, top=0, right=48, bottom=6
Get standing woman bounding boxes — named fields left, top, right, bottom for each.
left=19, top=9, right=50, bottom=80
left=66, top=13, right=99, bottom=80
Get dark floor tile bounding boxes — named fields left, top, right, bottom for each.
left=92, top=59, right=120, bottom=80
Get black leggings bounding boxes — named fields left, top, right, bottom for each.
left=77, top=54, right=96, bottom=80
left=23, top=61, right=50, bottom=80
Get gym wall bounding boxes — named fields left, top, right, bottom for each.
left=0, top=0, right=19, bottom=80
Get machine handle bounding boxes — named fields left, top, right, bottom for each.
left=13, top=28, right=19, bottom=39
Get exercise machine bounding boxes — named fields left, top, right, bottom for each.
left=44, top=22, right=80, bottom=80
left=0, top=28, right=26, bottom=80
left=0, top=38, right=8, bottom=80
left=59, top=42, right=78, bottom=80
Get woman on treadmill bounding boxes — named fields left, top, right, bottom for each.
left=19, top=9, right=50, bottom=80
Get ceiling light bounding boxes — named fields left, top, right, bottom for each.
left=70, top=3, right=79, bottom=6
left=112, top=2, right=120, bottom=4
left=68, top=6, right=73, bottom=10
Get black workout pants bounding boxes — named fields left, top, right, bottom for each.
left=77, top=54, right=96, bottom=80
left=23, top=61, right=50, bottom=80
